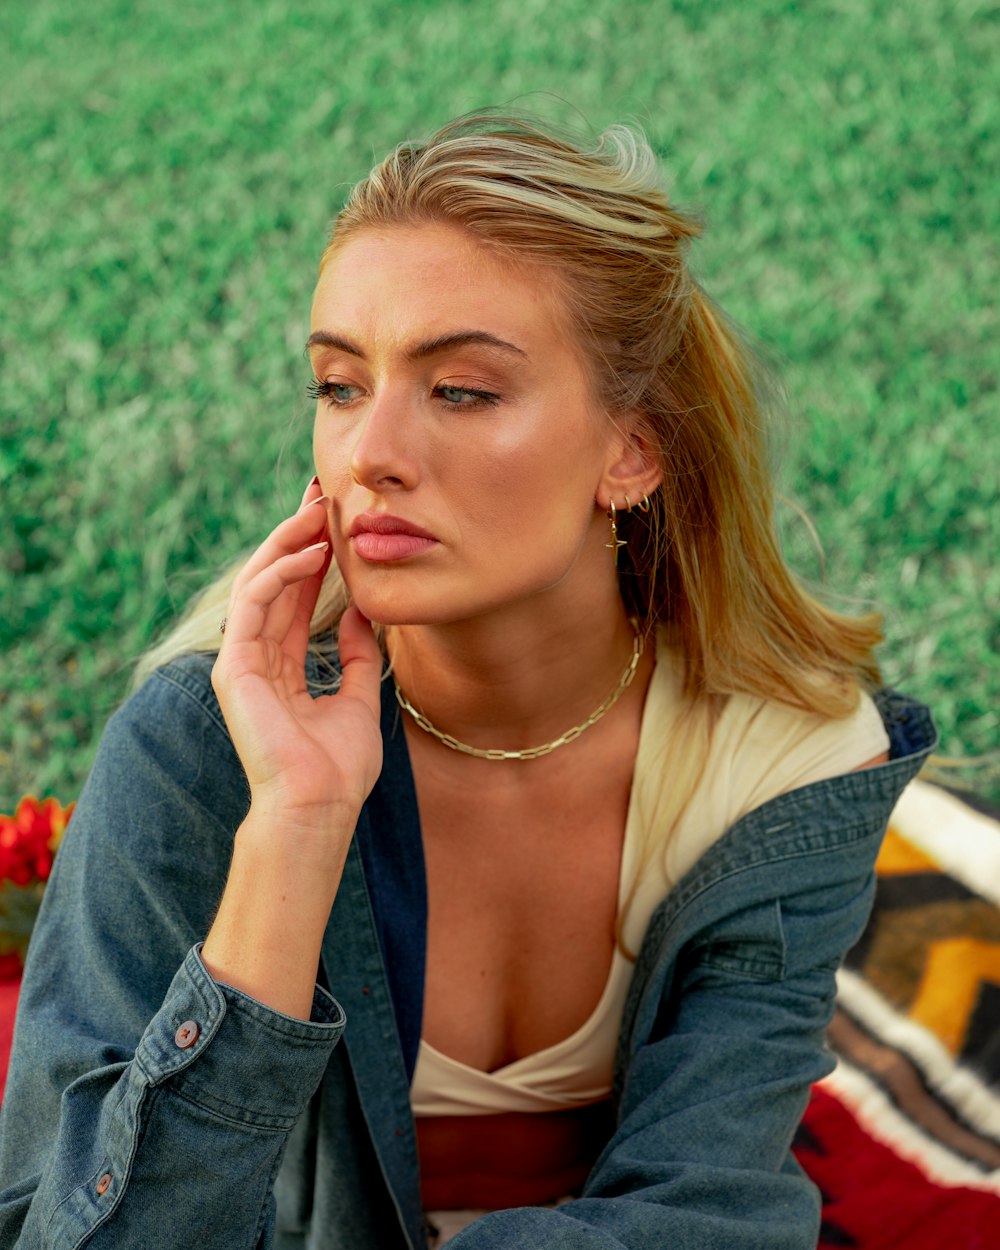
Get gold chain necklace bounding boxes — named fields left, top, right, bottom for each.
left=392, top=624, right=644, bottom=761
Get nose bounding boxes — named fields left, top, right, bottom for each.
left=349, top=393, right=418, bottom=492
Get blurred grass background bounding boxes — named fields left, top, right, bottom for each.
left=2, top=0, right=997, bottom=811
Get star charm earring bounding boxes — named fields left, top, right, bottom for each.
left=605, top=501, right=626, bottom=567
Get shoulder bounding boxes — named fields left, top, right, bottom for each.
left=645, top=636, right=892, bottom=802
left=112, top=651, right=231, bottom=768
left=100, top=644, right=348, bottom=827
left=638, top=639, right=921, bottom=887
left=718, top=685, right=891, bottom=818
left=667, top=686, right=936, bottom=920
left=620, top=691, right=936, bottom=1057
left=124, top=642, right=340, bottom=730
left=126, top=649, right=226, bottom=733
left=705, top=685, right=934, bottom=872
left=92, top=651, right=247, bottom=834
left=635, top=671, right=936, bottom=934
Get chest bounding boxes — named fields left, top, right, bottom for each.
left=412, top=743, right=634, bottom=1073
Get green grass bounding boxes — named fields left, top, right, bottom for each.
left=2, top=0, right=998, bottom=811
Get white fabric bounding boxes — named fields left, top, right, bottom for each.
left=411, top=637, right=890, bottom=1117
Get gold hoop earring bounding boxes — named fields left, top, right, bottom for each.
left=623, top=494, right=633, bottom=513
left=605, top=501, right=626, bottom=567
left=637, top=494, right=651, bottom=513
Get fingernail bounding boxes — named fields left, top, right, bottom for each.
left=298, top=494, right=330, bottom=512
left=303, top=540, right=329, bottom=553
left=298, top=475, right=321, bottom=507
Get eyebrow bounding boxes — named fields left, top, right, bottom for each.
left=305, top=329, right=529, bottom=361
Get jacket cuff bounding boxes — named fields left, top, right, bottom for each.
left=133, top=944, right=344, bottom=1130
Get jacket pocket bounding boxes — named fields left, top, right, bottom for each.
left=692, top=898, right=787, bottom=982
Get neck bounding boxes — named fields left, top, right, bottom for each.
left=385, top=599, right=649, bottom=758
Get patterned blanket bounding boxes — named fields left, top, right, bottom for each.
left=2, top=780, right=998, bottom=1244
left=794, top=780, right=1000, bottom=1246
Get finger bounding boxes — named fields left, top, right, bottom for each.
left=260, top=504, right=333, bottom=645
left=284, top=538, right=334, bottom=655
left=224, top=542, right=329, bottom=649
left=257, top=529, right=334, bottom=647
left=336, top=605, right=383, bottom=721
left=231, top=498, right=329, bottom=595
left=259, top=568, right=308, bottom=646
left=298, top=474, right=321, bottom=510
left=274, top=489, right=333, bottom=649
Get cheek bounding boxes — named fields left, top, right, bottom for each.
left=313, top=417, right=352, bottom=487
left=470, top=439, right=601, bottom=560
left=486, top=413, right=606, bottom=505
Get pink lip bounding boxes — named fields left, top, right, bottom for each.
left=349, top=514, right=437, bottom=540
left=348, top=513, right=439, bottom=563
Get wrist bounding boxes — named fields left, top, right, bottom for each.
left=242, top=793, right=361, bottom=847
left=203, top=815, right=352, bottom=1019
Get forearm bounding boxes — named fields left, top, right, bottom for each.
left=202, top=801, right=360, bottom=1019
left=0, top=650, right=367, bottom=1246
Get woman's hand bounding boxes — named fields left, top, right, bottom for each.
left=203, top=477, right=384, bottom=1017
left=211, top=477, right=384, bottom=823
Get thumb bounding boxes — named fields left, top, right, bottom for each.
left=337, top=605, right=383, bottom=718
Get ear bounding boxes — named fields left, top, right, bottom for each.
left=595, top=414, right=663, bottom=510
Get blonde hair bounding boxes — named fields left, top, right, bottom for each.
left=141, top=109, right=880, bottom=714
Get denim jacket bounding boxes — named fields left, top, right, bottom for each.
left=0, top=652, right=936, bottom=1249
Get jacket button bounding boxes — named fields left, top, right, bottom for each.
left=174, top=1020, right=200, bottom=1049
left=96, top=1173, right=112, bottom=1195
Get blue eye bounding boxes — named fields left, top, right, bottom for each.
left=308, top=379, right=360, bottom=406
left=307, top=377, right=500, bottom=410
left=436, top=385, right=500, bottom=408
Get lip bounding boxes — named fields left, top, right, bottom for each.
left=348, top=513, right=440, bottom=563
left=349, top=514, right=438, bottom=540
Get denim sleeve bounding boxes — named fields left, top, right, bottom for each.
left=447, top=843, right=878, bottom=1248
left=0, top=660, right=344, bottom=1248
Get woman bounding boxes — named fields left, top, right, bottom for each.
left=0, top=113, right=935, bottom=1248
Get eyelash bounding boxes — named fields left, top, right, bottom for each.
left=306, top=379, right=501, bottom=410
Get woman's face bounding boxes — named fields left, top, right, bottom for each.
left=308, top=222, right=622, bottom=627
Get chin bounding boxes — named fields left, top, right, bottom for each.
left=344, top=583, right=455, bottom=628
left=347, top=583, right=515, bottom=631
left=343, top=560, right=574, bottom=630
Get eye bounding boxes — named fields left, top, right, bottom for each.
left=435, top=385, right=500, bottom=409
left=307, top=378, right=362, bottom=406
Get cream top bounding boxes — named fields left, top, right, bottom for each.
left=410, top=638, right=889, bottom=1116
